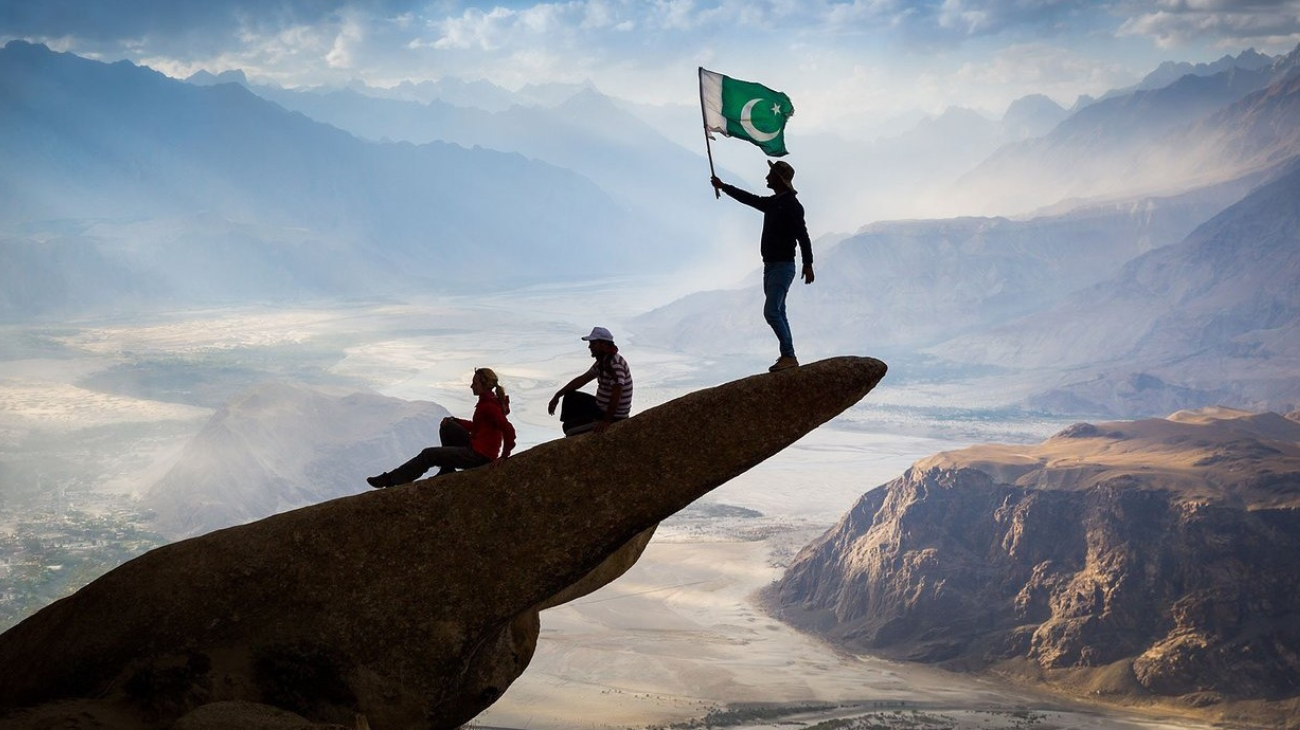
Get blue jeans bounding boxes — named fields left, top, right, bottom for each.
left=763, top=262, right=797, bottom=359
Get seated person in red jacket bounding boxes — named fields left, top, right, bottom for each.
left=367, top=367, right=515, bottom=488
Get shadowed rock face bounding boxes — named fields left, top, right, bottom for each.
left=0, top=356, right=886, bottom=730
left=774, top=408, right=1300, bottom=724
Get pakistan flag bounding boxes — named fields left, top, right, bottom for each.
left=699, top=68, right=794, bottom=157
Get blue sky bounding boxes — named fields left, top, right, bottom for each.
left=4, top=1, right=1300, bottom=130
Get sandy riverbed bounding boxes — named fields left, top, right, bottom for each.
left=474, top=532, right=1214, bottom=730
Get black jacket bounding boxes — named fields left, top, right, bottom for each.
left=719, top=184, right=813, bottom=264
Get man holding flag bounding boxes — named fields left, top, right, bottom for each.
left=700, top=68, right=814, bottom=372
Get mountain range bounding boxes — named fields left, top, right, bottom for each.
left=184, top=69, right=753, bottom=265
left=0, top=41, right=687, bottom=319
left=955, top=45, right=1300, bottom=215
left=933, top=157, right=1300, bottom=416
left=187, top=63, right=1081, bottom=233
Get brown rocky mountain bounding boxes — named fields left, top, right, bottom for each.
left=0, top=356, right=886, bottom=730
left=773, top=407, right=1300, bottom=728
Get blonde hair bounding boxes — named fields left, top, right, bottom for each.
left=475, top=367, right=510, bottom=414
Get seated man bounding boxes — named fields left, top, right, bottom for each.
left=547, top=326, right=633, bottom=435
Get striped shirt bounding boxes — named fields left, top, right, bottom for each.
left=587, top=352, right=633, bottom=419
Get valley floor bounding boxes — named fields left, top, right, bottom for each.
left=474, top=532, right=1217, bottom=730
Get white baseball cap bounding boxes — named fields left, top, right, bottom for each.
left=581, top=326, right=615, bottom=343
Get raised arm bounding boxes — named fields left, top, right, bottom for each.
left=711, top=176, right=771, bottom=212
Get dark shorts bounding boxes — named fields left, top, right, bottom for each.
left=559, top=391, right=625, bottom=436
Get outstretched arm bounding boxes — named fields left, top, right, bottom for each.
left=711, top=176, right=769, bottom=211
left=548, top=371, right=596, bottom=415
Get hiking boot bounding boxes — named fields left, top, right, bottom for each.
left=768, top=356, right=799, bottom=372
left=366, top=473, right=392, bottom=489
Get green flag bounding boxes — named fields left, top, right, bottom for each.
left=699, top=67, right=794, bottom=157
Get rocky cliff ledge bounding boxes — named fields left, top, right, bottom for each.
left=0, top=356, right=886, bottom=730
left=774, top=407, right=1300, bottom=727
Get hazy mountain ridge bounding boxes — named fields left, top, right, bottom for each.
left=145, top=382, right=449, bottom=539
left=955, top=44, right=1300, bottom=215
left=1142, top=68, right=1300, bottom=185
left=0, top=41, right=679, bottom=319
left=208, top=73, right=737, bottom=245
left=220, top=68, right=1071, bottom=233
left=933, top=156, right=1300, bottom=415
left=1135, top=48, right=1277, bottom=92
left=774, top=407, right=1300, bottom=728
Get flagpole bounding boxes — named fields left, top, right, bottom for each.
left=698, top=67, right=720, bottom=199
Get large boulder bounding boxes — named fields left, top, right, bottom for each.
left=0, top=356, right=886, bottom=730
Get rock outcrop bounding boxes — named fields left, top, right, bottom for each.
left=774, top=407, right=1300, bottom=726
left=0, top=356, right=886, bottom=730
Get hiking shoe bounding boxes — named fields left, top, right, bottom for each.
left=769, top=356, right=799, bottom=372
left=366, top=473, right=391, bottom=489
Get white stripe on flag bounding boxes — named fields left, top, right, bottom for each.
left=699, top=67, right=726, bottom=139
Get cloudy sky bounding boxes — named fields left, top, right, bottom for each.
left=4, top=1, right=1300, bottom=131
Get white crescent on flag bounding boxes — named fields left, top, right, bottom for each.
left=739, top=98, right=780, bottom=142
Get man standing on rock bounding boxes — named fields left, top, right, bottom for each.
left=712, top=160, right=814, bottom=372
left=548, top=326, right=633, bottom=435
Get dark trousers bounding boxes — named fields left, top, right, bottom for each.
left=386, top=419, right=489, bottom=485
left=559, top=391, right=623, bottom=436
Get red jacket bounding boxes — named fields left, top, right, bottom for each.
left=454, top=392, right=515, bottom=460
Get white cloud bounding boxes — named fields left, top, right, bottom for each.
left=8, top=0, right=1294, bottom=121
left=430, top=6, right=517, bottom=50
left=1117, top=0, right=1300, bottom=50
left=955, top=42, right=1134, bottom=109
left=326, top=16, right=366, bottom=68
left=653, top=0, right=706, bottom=31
